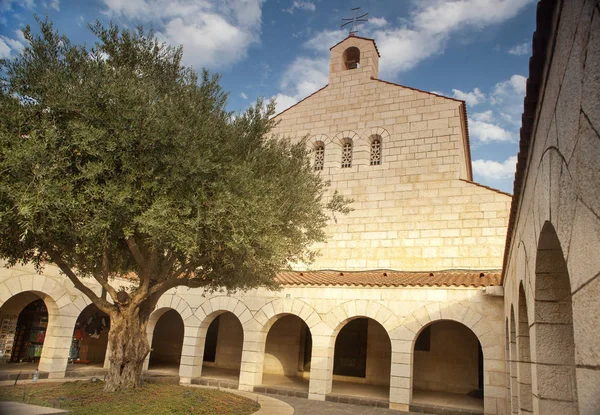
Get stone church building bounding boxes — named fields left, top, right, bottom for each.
left=0, top=0, right=597, bottom=414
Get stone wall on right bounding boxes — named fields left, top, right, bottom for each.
left=502, top=0, right=599, bottom=414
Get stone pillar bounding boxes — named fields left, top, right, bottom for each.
left=38, top=313, right=77, bottom=379
left=178, top=316, right=203, bottom=384
left=238, top=320, right=265, bottom=392
left=307, top=323, right=334, bottom=401
left=388, top=326, right=415, bottom=412
left=516, top=317, right=533, bottom=412
left=509, top=324, right=519, bottom=414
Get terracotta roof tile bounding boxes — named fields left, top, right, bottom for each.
left=275, top=270, right=500, bottom=288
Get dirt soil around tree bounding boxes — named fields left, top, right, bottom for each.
left=0, top=379, right=260, bottom=414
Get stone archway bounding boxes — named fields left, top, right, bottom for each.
left=329, top=316, right=392, bottom=403
left=532, top=222, right=578, bottom=413
left=197, top=311, right=244, bottom=385
left=0, top=272, right=86, bottom=379
left=410, top=320, right=484, bottom=413
left=66, top=303, right=110, bottom=377
left=146, top=308, right=184, bottom=374
left=389, top=301, right=502, bottom=413
left=258, top=314, right=312, bottom=395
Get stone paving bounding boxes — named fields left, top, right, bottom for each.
left=261, top=394, right=419, bottom=415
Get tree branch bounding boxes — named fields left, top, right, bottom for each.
left=49, top=251, right=115, bottom=315
left=90, top=271, right=120, bottom=304
left=148, top=273, right=210, bottom=299
left=126, top=235, right=150, bottom=293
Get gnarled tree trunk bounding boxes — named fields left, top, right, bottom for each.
left=104, top=304, right=152, bottom=392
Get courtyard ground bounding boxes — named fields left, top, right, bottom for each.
left=0, top=379, right=260, bottom=415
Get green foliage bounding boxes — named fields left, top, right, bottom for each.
left=0, top=18, right=350, bottom=301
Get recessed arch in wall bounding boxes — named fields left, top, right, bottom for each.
left=533, top=221, right=578, bottom=412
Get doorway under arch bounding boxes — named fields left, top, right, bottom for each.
left=148, top=309, right=184, bottom=374
left=0, top=292, right=53, bottom=378
left=330, top=317, right=391, bottom=402
left=67, top=304, right=110, bottom=375
left=259, top=314, right=312, bottom=395
left=200, top=311, right=244, bottom=385
left=411, top=320, right=484, bottom=413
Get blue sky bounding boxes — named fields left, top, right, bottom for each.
left=0, top=0, right=538, bottom=193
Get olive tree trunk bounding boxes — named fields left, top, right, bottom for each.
left=104, top=305, right=151, bottom=392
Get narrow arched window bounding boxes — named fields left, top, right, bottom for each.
left=314, top=143, right=325, bottom=171
left=370, top=135, right=382, bottom=166
left=341, top=139, right=353, bottom=168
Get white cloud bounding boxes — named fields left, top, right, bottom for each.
left=240, top=92, right=248, bottom=99
left=490, top=74, right=527, bottom=125
left=369, top=17, right=388, bottom=27
left=280, top=56, right=329, bottom=99
left=471, top=110, right=494, bottom=123
left=102, top=0, right=263, bottom=69
left=0, top=38, right=11, bottom=59
left=472, top=155, right=517, bottom=180
left=0, top=30, right=26, bottom=58
left=491, top=74, right=527, bottom=100
left=452, top=87, right=485, bottom=106
left=42, top=0, right=60, bottom=11
left=508, top=41, right=530, bottom=55
left=271, top=93, right=298, bottom=114
left=283, top=1, right=315, bottom=14
left=411, top=0, right=533, bottom=35
left=469, top=117, right=514, bottom=143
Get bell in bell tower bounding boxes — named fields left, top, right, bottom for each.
left=328, top=35, right=380, bottom=84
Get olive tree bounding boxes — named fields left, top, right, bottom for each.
left=0, top=20, right=349, bottom=391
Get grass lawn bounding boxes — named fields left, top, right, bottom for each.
left=0, top=379, right=260, bottom=414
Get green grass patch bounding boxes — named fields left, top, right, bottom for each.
left=0, top=380, right=260, bottom=414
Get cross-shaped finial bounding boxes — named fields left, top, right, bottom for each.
left=341, top=7, right=368, bottom=36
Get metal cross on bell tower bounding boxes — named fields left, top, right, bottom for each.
left=341, top=7, right=369, bottom=36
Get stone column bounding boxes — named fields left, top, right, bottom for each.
left=38, top=312, right=77, bottom=379
left=307, top=322, right=334, bottom=401
left=178, top=315, right=203, bottom=384
left=388, top=325, right=414, bottom=412
left=238, top=319, right=265, bottom=392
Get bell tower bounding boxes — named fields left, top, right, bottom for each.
left=329, top=35, right=380, bottom=84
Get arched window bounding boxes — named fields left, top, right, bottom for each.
left=370, top=135, right=382, bottom=165
left=342, top=47, right=360, bottom=70
left=313, top=143, right=325, bottom=171
left=341, top=139, right=353, bottom=168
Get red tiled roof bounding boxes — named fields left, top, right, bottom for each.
left=275, top=270, right=501, bottom=288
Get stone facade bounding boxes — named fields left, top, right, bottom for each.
left=3, top=1, right=598, bottom=414
left=502, top=0, right=600, bottom=414
left=271, top=35, right=512, bottom=272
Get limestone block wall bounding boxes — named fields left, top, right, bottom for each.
left=502, top=1, right=600, bottom=414
left=272, top=75, right=511, bottom=271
